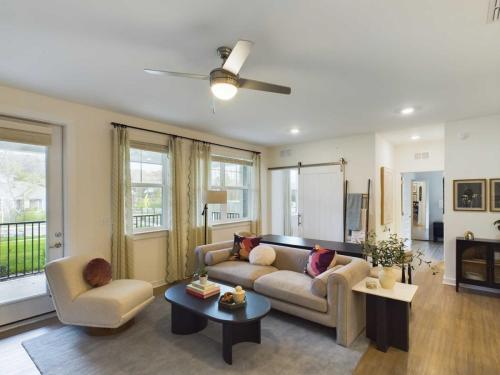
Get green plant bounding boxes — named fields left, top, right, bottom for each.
left=197, top=265, right=207, bottom=277
left=362, top=232, right=431, bottom=270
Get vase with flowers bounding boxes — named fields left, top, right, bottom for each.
left=362, top=232, right=431, bottom=289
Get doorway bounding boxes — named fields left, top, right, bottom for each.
left=0, top=119, right=64, bottom=326
left=271, top=165, right=344, bottom=241
left=401, top=171, right=444, bottom=246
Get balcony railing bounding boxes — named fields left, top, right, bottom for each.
left=211, top=212, right=241, bottom=221
left=0, top=221, right=46, bottom=281
left=133, top=214, right=162, bottom=229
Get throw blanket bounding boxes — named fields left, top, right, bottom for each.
left=346, top=193, right=363, bottom=231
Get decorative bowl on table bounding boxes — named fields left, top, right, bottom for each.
left=218, top=291, right=247, bottom=310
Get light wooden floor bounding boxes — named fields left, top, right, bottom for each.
left=354, top=241, right=500, bottom=375
left=2, top=243, right=499, bottom=375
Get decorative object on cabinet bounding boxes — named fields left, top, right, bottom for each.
left=456, top=237, right=500, bottom=292
left=464, top=231, right=475, bottom=240
left=490, top=178, right=500, bottom=212
left=453, top=179, right=487, bottom=211
left=494, top=220, right=500, bottom=232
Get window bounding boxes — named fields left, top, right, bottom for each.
left=130, top=146, right=167, bottom=232
left=210, top=156, right=252, bottom=223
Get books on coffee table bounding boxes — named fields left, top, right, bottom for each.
left=186, top=280, right=221, bottom=299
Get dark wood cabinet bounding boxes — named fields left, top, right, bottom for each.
left=456, top=237, right=500, bottom=292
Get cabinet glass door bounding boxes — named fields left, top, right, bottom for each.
left=494, top=248, right=500, bottom=285
left=461, top=245, right=488, bottom=283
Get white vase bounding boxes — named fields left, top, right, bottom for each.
left=379, top=267, right=396, bottom=289
left=199, top=275, right=208, bottom=285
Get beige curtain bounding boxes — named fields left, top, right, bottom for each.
left=250, top=153, right=262, bottom=235
left=186, top=141, right=211, bottom=272
left=111, top=126, right=132, bottom=279
left=165, top=138, right=211, bottom=283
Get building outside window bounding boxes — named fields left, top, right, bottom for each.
left=210, top=156, right=252, bottom=223
left=130, top=146, right=168, bottom=232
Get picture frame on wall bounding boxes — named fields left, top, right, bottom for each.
left=381, top=166, right=394, bottom=224
left=490, top=178, right=500, bottom=212
left=453, top=179, right=487, bottom=211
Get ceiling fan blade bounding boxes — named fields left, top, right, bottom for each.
left=222, top=40, right=254, bottom=75
left=238, top=78, right=291, bottom=95
left=144, top=69, right=209, bottom=80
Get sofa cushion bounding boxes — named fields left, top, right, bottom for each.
left=254, top=270, right=327, bottom=313
left=306, top=245, right=337, bottom=277
left=232, top=234, right=262, bottom=260
left=249, top=245, right=276, bottom=266
left=71, top=279, right=153, bottom=327
left=206, top=261, right=278, bottom=288
left=311, top=265, right=344, bottom=297
left=205, top=248, right=231, bottom=266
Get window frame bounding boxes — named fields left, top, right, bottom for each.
left=129, top=144, right=169, bottom=234
left=209, top=156, right=252, bottom=225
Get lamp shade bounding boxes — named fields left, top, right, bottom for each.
left=206, top=190, right=227, bottom=204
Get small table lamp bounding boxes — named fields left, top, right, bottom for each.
left=202, top=190, right=227, bottom=244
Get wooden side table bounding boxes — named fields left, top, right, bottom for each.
left=352, top=277, right=418, bottom=352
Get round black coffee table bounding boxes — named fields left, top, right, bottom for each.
left=165, top=281, right=271, bottom=364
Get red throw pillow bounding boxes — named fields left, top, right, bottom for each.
left=305, top=245, right=337, bottom=277
left=231, top=234, right=262, bottom=260
left=83, top=258, right=112, bottom=287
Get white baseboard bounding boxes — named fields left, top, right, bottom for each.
left=0, top=311, right=56, bottom=333
left=442, top=277, right=456, bottom=286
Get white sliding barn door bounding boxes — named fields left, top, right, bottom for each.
left=298, top=165, right=344, bottom=241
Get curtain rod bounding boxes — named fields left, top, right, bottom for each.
left=111, top=122, right=261, bottom=155
left=267, top=160, right=346, bottom=171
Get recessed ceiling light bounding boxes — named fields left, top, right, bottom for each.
left=290, top=128, right=300, bottom=135
left=400, top=107, right=415, bottom=115
left=411, top=135, right=421, bottom=141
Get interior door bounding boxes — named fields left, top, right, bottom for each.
left=0, top=120, right=63, bottom=326
left=298, top=165, right=344, bottom=241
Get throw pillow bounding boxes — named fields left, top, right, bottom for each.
left=83, top=258, right=112, bottom=287
left=231, top=233, right=262, bottom=260
left=305, top=245, right=337, bottom=278
left=311, top=265, right=343, bottom=297
left=249, top=245, right=276, bottom=266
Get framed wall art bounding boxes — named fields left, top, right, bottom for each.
left=453, top=179, right=487, bottom=211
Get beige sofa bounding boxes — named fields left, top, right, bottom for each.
left=195, top=241, right=369, bottom=347
left=46, top=256, right=154, bottom=329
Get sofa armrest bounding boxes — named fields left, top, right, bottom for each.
left=195, top=240, right=234, bottom=269
left=327, top=257, right=369, bottom=347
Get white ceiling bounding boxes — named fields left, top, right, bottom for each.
left=1, top=1, right=499, bottom=146
left=380, top=124, right=445, bottom=145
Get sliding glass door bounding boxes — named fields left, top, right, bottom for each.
left=0, top=120, right=63, bottom=326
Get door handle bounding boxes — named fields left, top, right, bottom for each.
left=298, top=214, right=302, bottom=226
left=50, top=242, right=63, bottom=249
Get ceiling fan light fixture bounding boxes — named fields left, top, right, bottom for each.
left=210, top=69, right=239, bottom=100
left=211, top=82, right=238, bottom=100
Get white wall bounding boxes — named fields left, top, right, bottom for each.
left=267, top=133, right=376, bottom=233
left=395, top=140, right=445, bottom=173
left=443, top=115, right=500, bottom=285
left=0, top=84, right=267, bottom=286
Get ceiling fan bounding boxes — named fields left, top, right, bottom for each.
left=144, top=40, right=291, bottom=101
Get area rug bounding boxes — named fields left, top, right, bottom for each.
left=22, top=297, right=368, bottom=375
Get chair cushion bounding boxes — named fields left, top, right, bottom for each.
left=254, top=270, right=327, bottom=313
left=83, top=258, right=112, bottom=287
left=71, top=279, right=153, bottom=327
left=206, top=261, right=278, bottom=288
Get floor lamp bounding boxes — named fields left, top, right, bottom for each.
left=202, top=190, right=227, bottom=244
